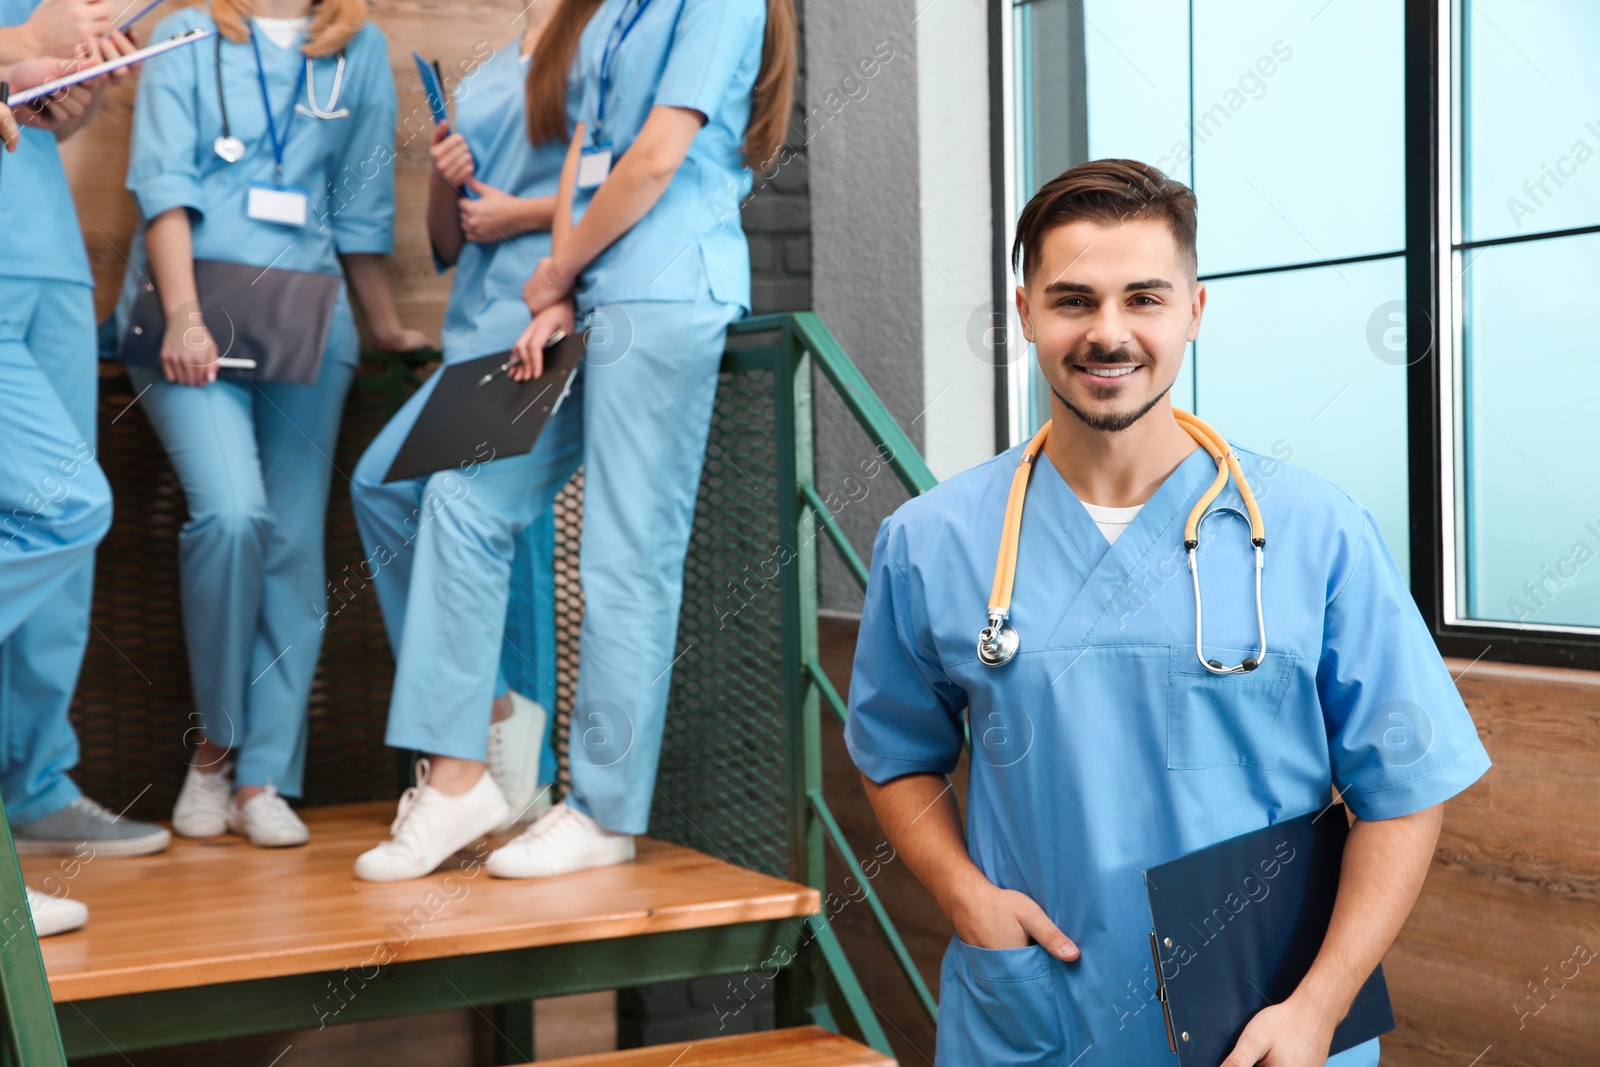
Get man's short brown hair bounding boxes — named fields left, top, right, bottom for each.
left=1011, top=159, right=1198, bottom=284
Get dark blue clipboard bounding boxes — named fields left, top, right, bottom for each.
left=1144, top=804, right=1395, bottom=1064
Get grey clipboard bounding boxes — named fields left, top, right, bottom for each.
left=117, top=259, right=340, bottom=385
left=383, top=331, right=585, bottom=483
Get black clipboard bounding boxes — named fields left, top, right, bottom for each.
left=383, top=331, right=585, bottom=483
left=1144, top=804, right=1395, bottom=1064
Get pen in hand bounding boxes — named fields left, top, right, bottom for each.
left=478, top=327, right=565, bottom=386
left=0, top=84, right=9, bottom=186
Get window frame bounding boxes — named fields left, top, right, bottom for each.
left=1408, top=0, right=1600, bottom=669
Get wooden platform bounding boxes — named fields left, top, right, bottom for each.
left=23, top=802, right=820, bottom=1003
left=524, top=1026, right=894, bottom=1066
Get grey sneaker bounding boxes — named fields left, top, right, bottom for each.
left=13, top=795, right=171, bottom=857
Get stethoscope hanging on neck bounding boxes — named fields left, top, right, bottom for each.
left=975, top=409, right=1268, bottom=674
left=212, top=24, right=346, bottom=165
left=213, top=32, right=245, bottom=162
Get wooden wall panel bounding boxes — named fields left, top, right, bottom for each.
left=60, top=0, right=538, bottom=337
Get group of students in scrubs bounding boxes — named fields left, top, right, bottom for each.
left=0, top=0, right=796, bottom=935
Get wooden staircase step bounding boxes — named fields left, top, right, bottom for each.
left=517, top=1026, right=894, bottom=1066
left=23, top=801, right=819, bottom=1001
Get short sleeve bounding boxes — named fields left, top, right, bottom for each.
left=326, top=27, right=397, bottom=255
left=127, top=14, right=207, bottom=222
left=844, top=519, right=969, bottom=784
left=652, top=0, right=763, bottom=120
left=1318, top=512, right=1491, bottom=820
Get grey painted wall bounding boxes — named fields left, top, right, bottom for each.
left=806, top=0, right=924, bottom=612
left=804, top=0, right=995, bottom=611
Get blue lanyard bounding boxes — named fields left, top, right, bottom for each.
left=248, top=25, right=308, bottom=184
left=595, top=0, right=652, bottom=141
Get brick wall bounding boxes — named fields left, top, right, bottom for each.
left=740, top=4, right=812, bottom=315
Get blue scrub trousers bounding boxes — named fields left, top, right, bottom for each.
left=127, top=298, right=359, bottom=797
left=352, top=290, right=739, bottom=834
left=0, top=279, right=111, bottom=823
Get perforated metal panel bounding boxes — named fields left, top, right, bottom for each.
left=647, top=368, right=788, bottom=878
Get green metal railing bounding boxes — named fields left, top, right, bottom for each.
left=0, top=310, right=940, bottom=1063
left=744, top=311, right=941, bottom=1049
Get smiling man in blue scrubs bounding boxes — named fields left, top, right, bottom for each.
left=846, top=159, right=1491, bottom=1065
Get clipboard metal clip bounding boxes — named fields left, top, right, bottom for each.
left=1148, top=931, right=1178, bottom=1055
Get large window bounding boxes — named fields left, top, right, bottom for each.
left=1445, top=2, right=1600, bottom=637
left=1003, top=0, right=1600, bottom=662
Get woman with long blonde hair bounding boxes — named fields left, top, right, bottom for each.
left=352, top=0, right=797, bottom=881
left=114, top=0, right=427, bottom=847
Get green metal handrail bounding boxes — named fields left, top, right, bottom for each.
left=747, top=310, right=944, bottom=1051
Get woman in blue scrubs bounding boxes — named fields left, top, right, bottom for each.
left=0, top=13, right=175, bottom=875
left=847, top=159, right=1492, bottom=1065
left=347, top=0, right=596, bottom=880
left=351, top=0, right=797, bottom=882
left=116, top=0, right=426, bottom=848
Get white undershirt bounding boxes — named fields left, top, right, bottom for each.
left=253, top=16, right=310, bottom=50
left=1081, top=501, right=1144, bottom=545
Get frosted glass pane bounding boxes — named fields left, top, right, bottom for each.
left=1461, top=234, right=1600, bottom=627
left=1465, top=1, right=1600, bottom=242
left=1192, top=0, right=1404, bottom=274
left=1082, top=0, right=1191, bottom=181
left=1192, top=258, right=1410, bottom=577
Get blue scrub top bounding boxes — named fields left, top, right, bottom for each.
left=846, top=440, right=1492, bottom=1064
left=439, top=45, right=568, bottom=362
left=114, top=5, right=396, bottom=333
left=0, top=0, right=93, bottom=286
left=569, top=0, right=765, bottom=315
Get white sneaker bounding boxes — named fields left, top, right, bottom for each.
left=226, top=786, right=310, bottom=848
left=485, top=802, right=635, bottom=879
left=173, top=760, right=233, bottom=838
left=354, top=761, right=509, bottom=882
left=26, top=887, right=87, bottom=937
left=487, top=690, right=553, bottom=830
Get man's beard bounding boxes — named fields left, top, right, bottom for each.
left=1050, top=347, right=1173, bottom=433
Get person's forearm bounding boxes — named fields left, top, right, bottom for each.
left=860, top=772, right=988, bottom=919
left=550, top=123, right=583, bottom=254
left=427, top=171, right=464, bottom=266
left=551, top=109, right=700, bottom=282
left=518, top=193, right=556, bottom=234
left=0, top=25, right=40, bottom=65
left=145, top=208, right=198, bottom=315
left=339, top=252, right=405, bottom=345
left=1292, top=805, right=1444, bottom=1017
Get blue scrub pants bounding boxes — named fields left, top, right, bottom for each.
left=352, top=291, right=739, bottom=834
left=127, top=298, right=359, bottom=797
left=0, top=279, right=111, bottom=824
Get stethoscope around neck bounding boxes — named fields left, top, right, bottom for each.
left=976, top=409, right=1268, bottom=674
left=211, top=28, right=348, bottom=164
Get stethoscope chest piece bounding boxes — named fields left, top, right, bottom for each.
left=976, top=611, right=1019, bottom=667
left=214, top=135, right=246, bottom=163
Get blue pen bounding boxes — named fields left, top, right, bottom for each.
left=116, top=0, right=166, bottom=33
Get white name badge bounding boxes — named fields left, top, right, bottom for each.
left=576, top=145, right=613, bottom=190
left=247, top=183, right=309, bottom=227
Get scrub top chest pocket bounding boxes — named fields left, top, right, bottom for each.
left=1166, top=646, right=1294, bottom=770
